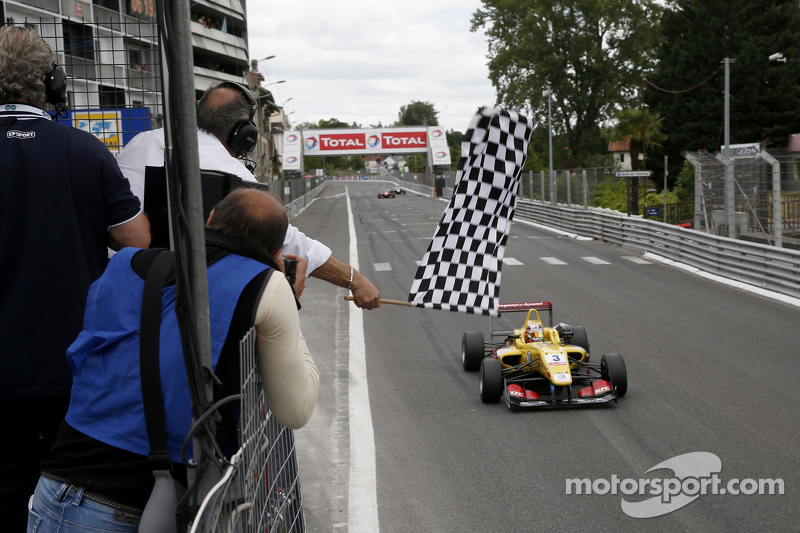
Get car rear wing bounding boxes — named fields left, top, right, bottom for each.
left=491, top=301, right=554, bottom=337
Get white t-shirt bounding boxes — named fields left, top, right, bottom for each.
left=116, top=128, right=332, bottom=275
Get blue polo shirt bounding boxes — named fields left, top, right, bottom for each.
left=0, top=104, right=142, bottom=398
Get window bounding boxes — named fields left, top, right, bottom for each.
left=63, top=22, right=95, bottom=60
left=99, top=85, right=125, bottom=109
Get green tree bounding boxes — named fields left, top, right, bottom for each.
left=608, top=107, right=666, bottom=215
left=647, top=0, right=800, bottom=173
left=397, top=101, right=439, bottom=126
left=446, top=130, right=463, bottom=171
left=471, top=0, right=663, bottom=164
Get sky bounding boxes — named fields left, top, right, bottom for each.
left=246, top=1, right=498, bottom=133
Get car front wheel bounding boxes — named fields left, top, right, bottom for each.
left=480, top=358, right=503, bottom=403
left=461, top=331, right=484, bottom=372
left=601, top=352, right=627, bottom=397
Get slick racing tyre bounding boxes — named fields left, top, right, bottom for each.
left=601, top=352, right=627, bottom=397
left=480, top=358, right=503, bottom=403
left=570, top=326, right=589, bottom=352
left=461, top=331, right=485, bottom=372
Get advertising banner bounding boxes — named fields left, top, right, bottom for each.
left=282, top=131, right=303, bottom=170
left=427, top=126, right=452, bottom=167
left=302, top=127, right=428, bottom=155
left=56, top=107, right=151, bottom=153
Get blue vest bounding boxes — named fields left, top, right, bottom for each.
left=65, top=247, right=270, bottom=462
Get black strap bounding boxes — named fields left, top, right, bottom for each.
left=139, top=250, right=176, bottom=471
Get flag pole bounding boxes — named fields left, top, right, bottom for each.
left=344, top=296, right=411, bottom=307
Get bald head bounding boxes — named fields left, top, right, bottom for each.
left=196, top=82, right=254, bottom=148
left=207, top=189, right=288, bottom=263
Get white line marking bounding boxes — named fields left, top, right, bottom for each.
left=373, top=262, right=393, bottom=271
left=346, top=190, right=380, bottom=532
left=623, top=256, right=652, bottom=264
left=541, top=257, right=567, bottom=265
left=581, top=256, right=611, bottom=265
left=503, top=257, right=524, bottom=266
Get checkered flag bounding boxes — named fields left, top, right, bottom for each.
left=408, top=106, right=534, bottom=316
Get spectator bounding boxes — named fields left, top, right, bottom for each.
left=116, top=81, right=381, bottom=309
left=0, top=25, right=150, bottom=531
left=29, top=188, right=319, bottom=530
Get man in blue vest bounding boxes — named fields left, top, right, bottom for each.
left=28, top=188, right=319, bottom=531
left=0, top=26, right=151, bottom=530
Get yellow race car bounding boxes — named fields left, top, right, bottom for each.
left=461, top=301, right=627, bottom=408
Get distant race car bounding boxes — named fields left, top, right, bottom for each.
left=378, top=190, right=395, bottom=198
left=461, top=301, right=627, bottom=409
left=391, top=188, right=406, bottom=195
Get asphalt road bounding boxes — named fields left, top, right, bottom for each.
left=294, top=180, right=799, bottom=533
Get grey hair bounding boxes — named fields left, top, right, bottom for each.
left=0, top=26, right=55, bottom=107
left=196, top=83, right=253, bottom=141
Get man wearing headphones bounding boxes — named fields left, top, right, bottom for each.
left=0, top=25, right=151, bottom=530
left=116, top=82, right=381, bottom=309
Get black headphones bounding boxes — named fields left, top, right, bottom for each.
left=44, top=62, right=68, bottom=112
left=217, top=81, right=259, bottom=157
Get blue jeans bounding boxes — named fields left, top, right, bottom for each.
left=27, top=477, right=140, bottom=532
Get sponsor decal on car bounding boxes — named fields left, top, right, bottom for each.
left=519, top=401, right=549, bottom=407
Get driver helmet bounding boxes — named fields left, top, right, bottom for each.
left=524, top=320, right=543, bottom=343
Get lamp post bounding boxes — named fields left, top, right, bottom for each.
left=544, top=87, right=555, bottom=205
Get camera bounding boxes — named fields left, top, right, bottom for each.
left=283, top=257, right=297, bottom=287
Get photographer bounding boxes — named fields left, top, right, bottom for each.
left=29, top=189, right=318, bottom=530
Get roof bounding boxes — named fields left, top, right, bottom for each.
left=608, top=140, right=631, bottom=152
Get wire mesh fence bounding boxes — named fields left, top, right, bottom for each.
left=191, top=328, right=305, bottom=533
left=7, top=16, right=164, bottom=152
left=3, top=15, right=318, bottom=199
left=687, top=147, right=800, bottom=247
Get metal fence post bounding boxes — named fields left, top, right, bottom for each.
left=566, top=171, right=571, bottom=206
left=760, top=150, right=783, bottom=248
left=540, top=170, right=545, bottom=202
left=582, top=169, right=588, bottom=209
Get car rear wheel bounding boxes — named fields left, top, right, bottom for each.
left=601, top=352, right=627, bottom=397
left=461, top=331, right=484, bottom=372
left=569, top=326, right=589, bottom=351
left=480, top=358, right=503, bottom=403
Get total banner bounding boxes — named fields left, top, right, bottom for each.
left=282, top=131, right=303, bottom=171
left=301, top=127, right=429, bottom=155
left=427, top=126, right=452, bottom=166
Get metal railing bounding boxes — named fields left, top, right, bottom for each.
left=513, top=200, right=800, bottom=300
left=191, top=328, right=305, bottom=533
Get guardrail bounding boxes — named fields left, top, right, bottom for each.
left=285, top=180, right=327, bottom=220
left=514, top=200, right=800, bottom=300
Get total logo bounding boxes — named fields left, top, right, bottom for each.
left=304, top=137, right=318, bottom=150
left=430, top=129, right=445, bottom=139
left=286, top=133, right=299, bottom=143
left=285, top=156, right=298, bottom=164
left=435, top=151, right=448, bottom=159
left=367, top=135, right=380, bottom=148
